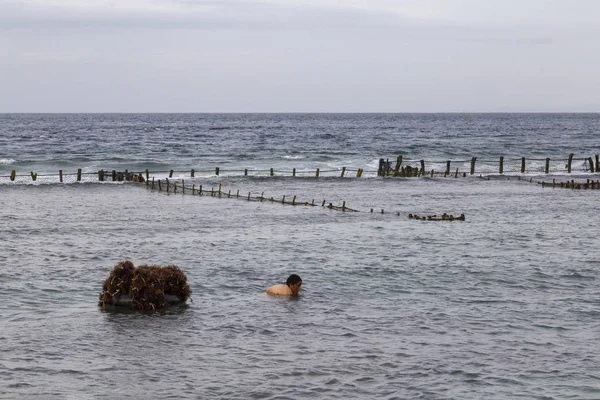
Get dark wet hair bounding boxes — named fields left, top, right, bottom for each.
left=286, top=274, right=302, bottom=286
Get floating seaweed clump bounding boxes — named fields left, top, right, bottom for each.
left=98, top=260, right=136, bottom=306
left=98, top=262, right=191, bottom=310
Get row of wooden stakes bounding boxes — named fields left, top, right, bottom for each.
left=148, top=178, right=359, bottom=212
left=538, top=179, right=600, bottom=190
left=145, top=177, right=466, bottom=218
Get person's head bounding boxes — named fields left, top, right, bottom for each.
left=286, top=274, right=302, bottom=294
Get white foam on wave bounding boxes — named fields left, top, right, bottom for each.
left=281, top=155, right=306, bottom=160
left=0, top=158, right=16, bottom=165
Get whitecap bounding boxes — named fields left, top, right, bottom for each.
left=0, top=158, right=16, bottom=165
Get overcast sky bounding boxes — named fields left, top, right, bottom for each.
left=1, top=0, right=599, bottom=112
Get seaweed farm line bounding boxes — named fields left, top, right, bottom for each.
left=2, top=152, right=600, bottom=185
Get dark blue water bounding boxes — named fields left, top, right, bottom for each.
left=1, top=114, right=599, bottom=399
left=1, top=114, right=599, bottom=175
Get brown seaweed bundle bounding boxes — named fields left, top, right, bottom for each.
left=129, top=266, right=167, bottom=311
left=98, top=260, right=136, bottom=306
left=98, top=262, right=191, bottom=310
left=161, top=265, right=191, bottom=302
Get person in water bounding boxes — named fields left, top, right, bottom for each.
left=266, top=274, right=302, bottom=296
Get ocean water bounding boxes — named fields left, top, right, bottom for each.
left=1, top=114, right=600, bottom=399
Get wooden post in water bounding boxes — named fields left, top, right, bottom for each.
left=59, top=170, right=63, bottom=183
left=430, top=169, right=434, bottom=178
left=470, top=157, right=476, bottom=175
left=199, top=185, right=203, bottom=195
left=174, top=182, right=177, bottom=193
left=30, top=171, right=37, bottom=181
left=521, top=157, right=526, bottom=174
left=152, top=177, right=155, bottom=189
left=341, top=167, right=346, bottom=178
left=112, top=170, right=116, bottom=181
left=499, top=157, right=504, bottom=174
left=292, top=195, right=296, bottom=205
left=420, top=160, right=425, bottom=176
left=236, top=189, right=239, bottom=198
left=446, top=161, right=451, bottom=176
left=394, top=155, right=403, bottom=176
left=322, top=200, right=326, bottom=207
left=342, top=201, right=346, bottom=211
left=588, top=157, right=594, bottom=173
left=270, top=168, right=274, bottom=176
left=378, top=159, right=384, bottom=177
left=169, top=170, right=174, bottom=178
left=166, top=178, right=170, bottom=193
left=545, top=158, right=550, bottom=174
left=215, top=167, right=220, bottom=176
left=248, top=192, right=251, bottom=200
left=316, top=168, right=320, bottom=178
left=357, top=169, right=363, bottom=177
left=596, top=155, right=600, bottom=172
left=228, top=190, right=231, bottom=198
left=244, top=168, right=248, bottom=176
left=77, top=168, right=82, bottom=182
left=293, top=168, right=296, bottom=177
left=145, top=169, right=149, bottom=181
left=99, top=170, right=104, bottom=181
left=191, top=169, right=195, bottom=177
left=182, top=180, right=185, bottom=194
left=218, top=183, right=222, bottom=196
left=567, top=153, right=574, bottom=173
left=455, top=168, right=459, bottom=178
left=158, top=179, right=162, bottom=191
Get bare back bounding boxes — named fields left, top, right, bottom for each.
left=266, top=284, right=293, bottom=296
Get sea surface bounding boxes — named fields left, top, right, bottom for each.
left=1, top=114, right=599, bottom=399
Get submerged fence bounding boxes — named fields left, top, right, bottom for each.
left=1, top=153, right=599, bottom=184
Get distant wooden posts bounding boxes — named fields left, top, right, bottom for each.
left=270, top=168, right=274, bottom=176
left=77, top=168, right=82, bottom=182
left=341, top=167, right=346, bottom=178
left=191, top=169, right=195, bottom=177
left=521, top=157, right=526, bottom=174
left=356, top=169, right=363, bottom=177
left=470, top=157, right=476, bottom=175
left=146, top=169, right=149, bottom=181
left=446, top=160, right=451, bottom=176
left=30, top=171, right=37, bottom=181
left=59, top=170, right=63, bottom=183
left=420, top=160, right=425, bottom=176
left=567, top=153, right=574, bottom=173
left=215, top=167, right=220, bottom=176
left=169, top=170, right=174, bottom=178
left=244, top=168, right=248, bottom=176
left=545, top=158, right=550, bottom=174
left=499, top=157, right=503, bottom=174
left=596, top=155, right=600, bottom=172
left=316, top=168, right=320, bottom=178
left=292, top=168, right=296, bottom=177
left=588, top=157, right=594, bottom=173
left=98, top=170, right=105, bottom=181
left=394, top=155, right=403, bottom=176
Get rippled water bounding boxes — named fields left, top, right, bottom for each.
left=1, top=114, right=600, bottom=399
left=2, top=176, right=600, bottom=399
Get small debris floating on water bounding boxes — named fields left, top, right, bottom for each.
left=408, top=213, right=465, bottom=221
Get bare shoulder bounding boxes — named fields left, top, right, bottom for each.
left=266, top=284, right=292, bottom=296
